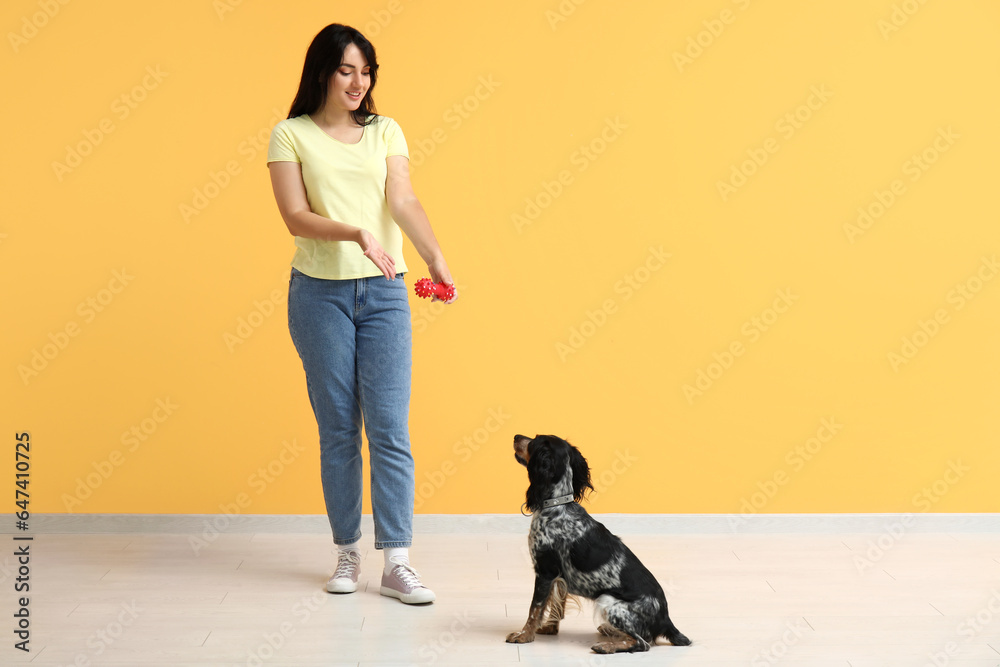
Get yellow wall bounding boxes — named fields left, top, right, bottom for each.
left=3, top=0, right=998, bottom=516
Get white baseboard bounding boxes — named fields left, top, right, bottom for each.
left=4, top=513, right=999, bottom=534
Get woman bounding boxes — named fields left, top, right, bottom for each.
left=266, top=23, right=456, bottom=605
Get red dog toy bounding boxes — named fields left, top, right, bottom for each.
left=414, top=278, right=455, bottom=301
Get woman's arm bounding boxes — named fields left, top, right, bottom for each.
left=385, top=155, right=457, bottom=301
left=268, top=161, right=396, bottom=279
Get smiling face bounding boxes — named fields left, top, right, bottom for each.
left=327, top=42, right=371, bottom=114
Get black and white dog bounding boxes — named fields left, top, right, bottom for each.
left=506, top=434, right=691, bottom=653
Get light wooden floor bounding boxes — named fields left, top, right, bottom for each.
left=4, top=526, right=1000, bottom=665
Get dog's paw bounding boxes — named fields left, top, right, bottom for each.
left=536, top=624, right=559, bottom=635
left=592, top=636, right=647, bottom=653
left=597, top=623, right=621, bottom=637
left=591, top=640, right=616, bottom=654
left=506, top=630, right=535, bottom=643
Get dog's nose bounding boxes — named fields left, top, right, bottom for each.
left=514, top=434, right=525, bottom=442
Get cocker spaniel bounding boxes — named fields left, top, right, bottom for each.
left=505, top=434, right=691, bottom=653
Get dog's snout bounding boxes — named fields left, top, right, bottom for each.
left=513, top=434, right=531, bottom=466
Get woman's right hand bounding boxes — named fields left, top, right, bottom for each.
left=357, top=229, right=396, bottom=280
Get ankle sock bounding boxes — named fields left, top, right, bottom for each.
left=337, top=542, right=361, bottom=556
left=383, top=547, right=409, bottom=575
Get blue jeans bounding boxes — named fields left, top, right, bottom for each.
left=287, top=267, right=414, bottom=549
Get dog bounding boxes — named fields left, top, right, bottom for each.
left=505, top=434, right=691, bottom=654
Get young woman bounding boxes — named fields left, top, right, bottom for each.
left=267, top=23, right=456, bottom=605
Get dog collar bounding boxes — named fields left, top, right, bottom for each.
left=542, top=494, right=575, bottom=508
left=519, top=494, right=576, bottom=515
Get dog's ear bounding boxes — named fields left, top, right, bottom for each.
left=524, top=441, right=556, bottom=512
left=568, top=444, right=594, bottom=502
left=527, top=439, right=556, bottom=481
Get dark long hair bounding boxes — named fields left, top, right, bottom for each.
left=287, top=24, right=379, bottom=126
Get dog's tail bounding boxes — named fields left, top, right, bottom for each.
left=544, top=577, right=571, bottom=620
left=660, top=618, right=691, bottom=646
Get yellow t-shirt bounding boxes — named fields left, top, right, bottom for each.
left=266, top=114, right=409, bottom=280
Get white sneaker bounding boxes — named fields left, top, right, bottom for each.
left=326, top=550, right=361, bottom=593
left=380, top=556, right=435, bottom=604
